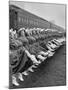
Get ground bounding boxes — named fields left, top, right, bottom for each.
left=10, top=44, right=66, bottom=89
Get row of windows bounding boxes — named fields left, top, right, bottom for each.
left=19, top=17, right=38, bottom=25
left=10, top=8, right=51, bottom=29
left=18, top=16, right=46, bottom=27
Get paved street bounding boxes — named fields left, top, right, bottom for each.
left=11, top=44, right=66, bottom=89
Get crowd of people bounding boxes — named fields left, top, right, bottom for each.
left=9, top=27, right=64, bottom=86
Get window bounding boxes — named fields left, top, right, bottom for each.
left=18, top=17, right=21, bottom=22
left=26, top=18, right=28, bottom=24
left=22, top=18, right=23, bottom=22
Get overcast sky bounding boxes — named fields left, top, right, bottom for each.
left=9, top=1, right=66, bottom=29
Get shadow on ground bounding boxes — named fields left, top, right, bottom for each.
left=10, top=44, right=66, bottom=89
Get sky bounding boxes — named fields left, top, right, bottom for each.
left=9, top=1, right=66, bottom=29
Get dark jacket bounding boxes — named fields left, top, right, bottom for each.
left=10, top=48, right=28, bottom=74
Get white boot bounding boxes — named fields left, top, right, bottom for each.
left=25, top=50, right=40, bottom=64
left=22, top=71, right=28, bottom=76
left=12, top=75, right=19, bottom=86
left=48, top=50, right=55, bottom=57
left=18, top=73, right=24, bottom=81
left=34, top=60, right=41, bottom=65
left=39, top=51, right=48, bottom=56
left=37, top=55, right=46, bottom=61
left=28, top=67, right=34, bottom=72
left=31, top=65, right=37, bottom=68
left=46, top=45, right=54, bottom=51
left=31, top=55, right=41, bottom=64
